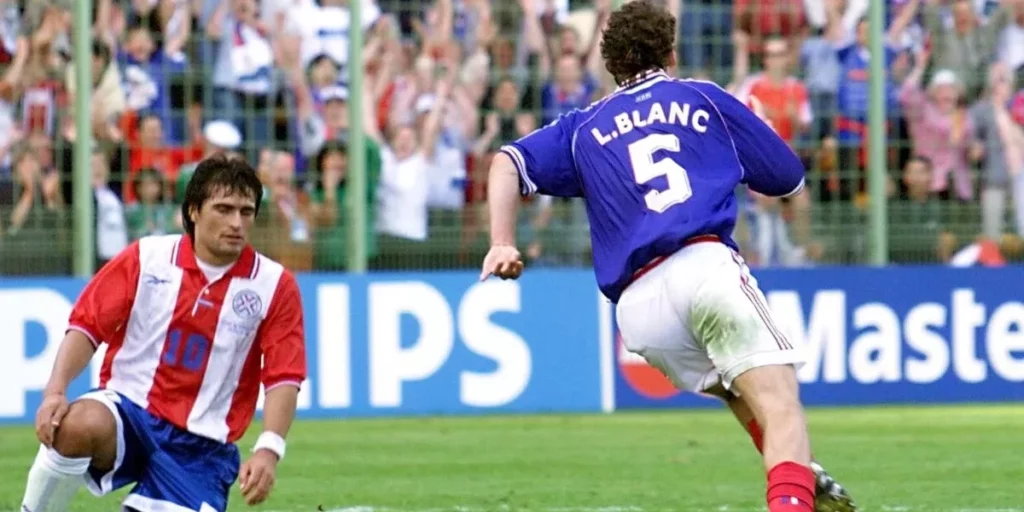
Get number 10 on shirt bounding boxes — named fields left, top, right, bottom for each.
left=162, top=329, right=211, bottom=372
left=629, top=133, right=693, bottom=213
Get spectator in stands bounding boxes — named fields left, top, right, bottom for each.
left=174, top=119, right=244, bottom=200
left=678, top=0, right=732, bottom=80
left=828, top=0, right=917, bottom=201
left=735, top=36, right=812, bottom=146
left=7, top=0, right=1024, bottom=272
left=900, top=45, right=981, bottom=202
left=91, top=148, right=127, bottom=268
left=279, top=27, right=384, bottom=161
left=253, top=150, right=313, bottom=270
left=205, top=0, right=274, bottom=161
left=125, top=113, right=202, bottom=202
left=997, top=0, right=1024, bottom=72
left=294, top=0, right=382, bottom=70
left=4, top=148, right=68, bottom=274
left=116, top=21, right=187, bottom=144
left=540, top=53, right=597, bottom=125
left=889, top=156, right=949, bottom=263
left=0, top=0, right=19, bottom=64
left=309, top=140, right=380, bottom=270
left=973, top=62, right=1024, bottom=238
left=63, top=40, right=125, bottom=144
left=368, top=70, right=451, bottom=264
left=800, top=18, right=842, bottom=143
left=307, top=54, right=342, bottom=102
left=923, top=0, right=1011, bottom=101
left=733, top=0, right=806, bottom=57
left=420, top=91, right=470, bottom=216
left=126, top=167, right=178, bottom=241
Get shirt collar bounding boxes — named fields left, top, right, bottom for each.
left=615, top=69, right=669, bottom=92
left=174, top=234, right=259, bottom=279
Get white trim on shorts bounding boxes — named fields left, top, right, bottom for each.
left=77, top=389, right=127, bottom=497
left=122, top=494, right=216, bottom=512
left=719, top=349, right=806, bottom=391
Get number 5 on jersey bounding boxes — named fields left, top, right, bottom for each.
left=629, top=133, right=693, bottom=213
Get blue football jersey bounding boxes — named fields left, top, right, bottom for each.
left=500, top=71, right=805, bottom=303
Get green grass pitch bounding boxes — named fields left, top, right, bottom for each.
left=0, top=405, right=1020, bottom=511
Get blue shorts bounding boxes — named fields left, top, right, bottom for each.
left=79, top=390, right=240, bottom=512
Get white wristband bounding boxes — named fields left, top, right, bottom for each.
left=252, top=431, right=286, bottom=461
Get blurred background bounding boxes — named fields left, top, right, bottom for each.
left=3, top=0, right=1024, bottom=276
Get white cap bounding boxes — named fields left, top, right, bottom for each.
left=415, top=94, right=436, bottom=115
left=929, top=69, right=961, bottom=90
left=203, top=120, right=242, bottom=149
left=321, top=85, right=349, bottom=103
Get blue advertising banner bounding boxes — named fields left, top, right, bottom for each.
left=0, top=270, right=605, bottom=424
left=614, top=266, right=1024, bottom=409
left=5, top=266, right=1023, bottom=423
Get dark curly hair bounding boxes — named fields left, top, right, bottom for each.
left=600, top=1, right=676, bottom=85
left=180, top=153, right=263, bottom=238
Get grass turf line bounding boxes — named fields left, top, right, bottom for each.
left=0, top=405, right=1019, bottom=511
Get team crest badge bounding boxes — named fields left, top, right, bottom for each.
left=232, top=290, right=263, bottom=319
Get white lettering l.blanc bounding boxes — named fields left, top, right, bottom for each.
left=592, top=101, right=710, bottom=145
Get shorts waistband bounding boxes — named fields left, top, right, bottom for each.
left=627, top=234, right=721, bottom=287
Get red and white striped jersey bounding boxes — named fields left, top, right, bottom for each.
left=67, top=234, right=307, bottom=443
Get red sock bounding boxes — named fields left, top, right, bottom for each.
left=766, top=461, right=815, bottom=512
left=745, top=419, right=764, bottom=453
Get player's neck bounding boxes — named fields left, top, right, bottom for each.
left=617, top=68, right=665, bottom=89
left=193, top=244, right=238, bottom=268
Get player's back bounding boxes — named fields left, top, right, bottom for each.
left=502, top=72, right=805, bottom=303
left=574, top=77, right=750, bottom=300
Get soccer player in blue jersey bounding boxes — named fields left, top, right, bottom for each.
left=479, top=2, right=857, bottom=512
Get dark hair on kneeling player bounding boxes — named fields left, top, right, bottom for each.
left=180, top=153, right=264, bottom=238
left=600, top=0, right=677, bottom=86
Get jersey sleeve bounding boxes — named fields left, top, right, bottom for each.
left=259, top=271, right=307, bottom=391
left=67, top=242, right=141, bottom=348
left=499, top=111, right=583, bottom=198
left=693, top=81, right=806, bottom=198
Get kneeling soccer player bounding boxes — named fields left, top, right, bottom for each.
left=21, top=154, right=307, bottom=512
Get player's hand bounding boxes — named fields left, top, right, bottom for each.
left=239, top=450, right=278, bottom=506
left=35, top=391, right=69, bottom=448
left=480, top=244, right=524, bottom=281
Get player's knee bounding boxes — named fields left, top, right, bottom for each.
left=758, top=390, right=805, bottom=425
left=731, top=364, right=804, bottom=418
left=53, top=400, right=116, bottom=460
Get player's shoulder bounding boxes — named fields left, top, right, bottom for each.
left=135, top=234, right=181, bottom=265
left=249, top=250, right=298, bottom=296
left=662, top=77, right=748, bottom=115
left=553, top=94, right=617, bottom=127
left=250, top=249, right=286, bottom=281
left=664, top=77, right=735, bottom=100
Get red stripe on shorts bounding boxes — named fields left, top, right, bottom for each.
left=731, top=252, right=792, bottom=350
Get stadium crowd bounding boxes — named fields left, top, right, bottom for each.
left=0, top=0, right=1023, bottom=275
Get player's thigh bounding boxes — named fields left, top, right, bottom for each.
left=75, top=390, right=148, bottom=497
left=616, top=277, right=714, bottom=392
left=125, top=428, right=241, bottom=512
left=689, top=251, right=803, bottom=390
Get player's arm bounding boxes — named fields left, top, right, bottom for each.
left=482, top=111, right=583, bottom=280
left=56, top=241, right=141, bottom=384
left=696, top=82, right=806, bottom=197
left=37, top=242, right=140, bottom=446
left=485, top=112, right=582, bottom=272
left=487, top=151, right=521, bottom=247
left=255, top=271, right=307, bottom=460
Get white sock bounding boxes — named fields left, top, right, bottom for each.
left=21, top=445, right=91, bottom=512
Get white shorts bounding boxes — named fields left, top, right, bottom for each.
left=615, top=241, right=804, bottom=393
